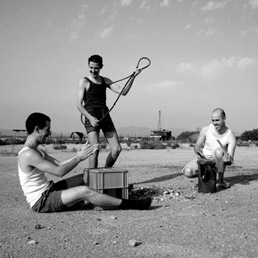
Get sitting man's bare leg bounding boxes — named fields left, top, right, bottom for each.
left=182, top=159, right=198, bottom=178
left=61, top=185, right=151, bottom=210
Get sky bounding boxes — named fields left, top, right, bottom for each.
left=0, top=0, right=258, bottom=136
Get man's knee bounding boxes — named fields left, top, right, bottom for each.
left=183, top=167, right=198, bottom=178
left=214, top=149, right=224, bottom=159
left=110, top=145, right=122, bottom=157
left=80, top=185, right=95, bottom=198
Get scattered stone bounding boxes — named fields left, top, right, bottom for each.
left=35, top=224, right=44, bottom=230
left=96, top=218, right=102, bottom=221
left=128, top=239, right=141, bottom=247
left=28, top=239, right=38, bottom=245
left=185, top=195, right=196, bottom=200
left=110, top=216, right=117, bottom=220
left=129, top=186, right=198, bottom=203
left=94, top=241, right=100, bottom=245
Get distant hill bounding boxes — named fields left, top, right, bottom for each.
left=167, top=127, right=189, bottom=138
left=0, top=127, right=186, bottom=139
left=1, top=127, right=240, bottom=139
left=0, top=129, right=72, bottom=138
left=0, top=129, right=27, bottom=137
left=116, top=126, right=152, bottom=138
left=116, top=126, right=186, bottom=138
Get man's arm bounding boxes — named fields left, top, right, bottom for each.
left=106, top=69, right=141, bottom=96
left=105, top=77, right=123, bottom=94
left=224, top=132, right=237, bottom=164
left=41, top=151, right=60, bottom=165
left=22, top=143, right=98, bottom=178
left=194, top=126, right=208, bottom=156
left=43, top=150, right=84, bottom=166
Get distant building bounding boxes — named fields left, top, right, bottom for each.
left=70, top=132, right=84, bottom=143
left=150, top=111, right=172, bottom=141
left=150, top=129, right=172, bottom=141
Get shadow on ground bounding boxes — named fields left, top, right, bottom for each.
left=134, top=173, right=182, bottom=185
left=226, top=168, right=258, bottom=186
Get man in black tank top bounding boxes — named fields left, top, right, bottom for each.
left=77, top=55, right=138, bottom=168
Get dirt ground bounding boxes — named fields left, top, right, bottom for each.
left=1, top=144, right=258, bottom=258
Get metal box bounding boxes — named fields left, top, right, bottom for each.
left=83, top=168, right=128, bottom=199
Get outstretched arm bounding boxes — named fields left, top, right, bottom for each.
left=107, top=69, right=142, bottom=96
left=22, top=142, right=99, bottom=178
left=194, top=126, right=208, bottom=156
left=223, top=133, right=237, bottom=164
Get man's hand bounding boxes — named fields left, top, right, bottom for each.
left=223, top=152, right=233, bottom=165
left=134, top=68, right=142, bottom=76
left=197, top=150, right=205, bottom=159
left=88, top=115, right=99, bottom=127
left=77, top=141, right=99, bottom=161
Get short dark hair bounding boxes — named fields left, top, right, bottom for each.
left=88, top=55, right=103, bottom=68
left=25, top=112, right=51, bottom=134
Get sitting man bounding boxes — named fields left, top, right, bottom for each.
left=182, top=108, right=237, bottom=189
left=17, top=112, right=151, bottom=213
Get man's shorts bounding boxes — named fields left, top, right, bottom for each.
left=31, top=180, right=68, bottom=213
left=182, top=159, right=198, bottom=174
left=83, top=107, right=116, bottom=134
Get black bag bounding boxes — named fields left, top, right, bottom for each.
left=197, top=159, right=217, bottom=193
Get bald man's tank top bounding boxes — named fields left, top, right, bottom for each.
left=203, top=124, right=232, bottom=159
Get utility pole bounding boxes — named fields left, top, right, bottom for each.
left=158, top=110, right=162, bottom=131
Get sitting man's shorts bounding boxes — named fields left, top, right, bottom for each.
left=83, top=107, right=116, bottom=134
left=31, top=175, right=83, bottom=213
left=182, top=159, right=198, bottom=175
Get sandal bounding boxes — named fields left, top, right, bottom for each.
left=217, top=181, right=231, bottom=189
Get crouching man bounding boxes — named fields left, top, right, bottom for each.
left=18, top=112, right=151, bottom=213
left=182, top=108, right=237, bottom=189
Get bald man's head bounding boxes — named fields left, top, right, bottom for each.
left=212, top=108, right=226, bottom=119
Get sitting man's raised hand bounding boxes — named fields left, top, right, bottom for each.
left=77, top=141, right=99, bottom=161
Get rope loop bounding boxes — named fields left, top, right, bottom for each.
left=136, top=57, right=151, bottom=70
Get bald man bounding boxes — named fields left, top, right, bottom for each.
left=182, top=108, right=237, bottom=189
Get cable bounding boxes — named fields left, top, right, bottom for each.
left=81, top=57, right=151, bottom=126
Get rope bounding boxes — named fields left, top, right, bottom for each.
left=81, top=57, right=151, bottom=126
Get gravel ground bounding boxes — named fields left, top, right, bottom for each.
left=1, top=145, right=258, bottom=258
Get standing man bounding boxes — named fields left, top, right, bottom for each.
left=182, top=108, right=237, bottom=189
left=17, top=112, right=151, bottom=213
left=77, top=55, right=139, bottom=168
